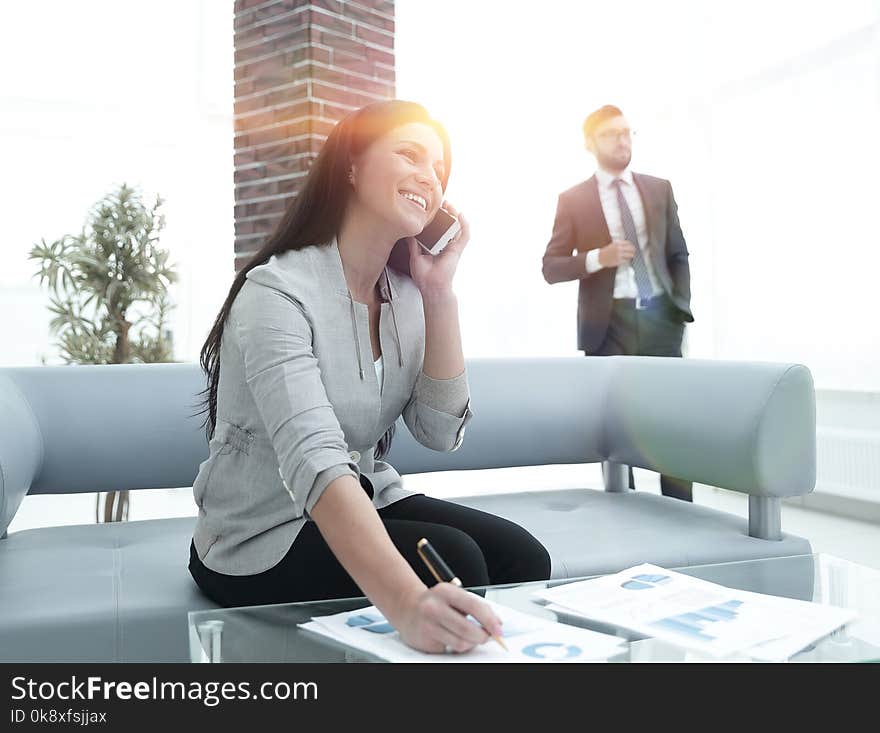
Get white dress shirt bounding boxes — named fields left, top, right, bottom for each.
left=585, top=167, right=661, bottom=298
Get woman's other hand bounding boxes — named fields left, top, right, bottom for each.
left=392, top=581, right=503, bottom=654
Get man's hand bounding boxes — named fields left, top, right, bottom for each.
left=598, top=240, right=636, bottom=267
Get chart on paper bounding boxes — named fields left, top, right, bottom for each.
left=299, top=599, right=625, bottom=663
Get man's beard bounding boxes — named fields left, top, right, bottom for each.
left=597, top=149, right=631, bottom=172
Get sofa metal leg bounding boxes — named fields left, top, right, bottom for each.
left=749, top=496, right=782, bottom=540
left=603, top=461, right=629, bottom=493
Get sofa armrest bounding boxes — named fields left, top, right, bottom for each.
left=0, top=376, right=44, bottom=536
left=603, top=357, right=816, bottom=500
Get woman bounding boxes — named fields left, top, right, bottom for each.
left=189, top=100, right=551, bottom=654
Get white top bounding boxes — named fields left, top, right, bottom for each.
left=585, top=167, right=661, bottom=298
left=374, top=355, right=384, bottom=395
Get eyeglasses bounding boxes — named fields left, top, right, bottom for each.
left=596, top=129, right=636, bottom=142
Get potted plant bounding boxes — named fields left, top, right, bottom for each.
left=29, top=183, right=178, bottom=522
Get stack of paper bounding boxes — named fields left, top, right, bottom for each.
left=533, top=563, right=857, bottom=661
left=299, top=598, right=626, bottom=663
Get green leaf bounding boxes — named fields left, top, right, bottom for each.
left=30, top=182, right=177, bottom=365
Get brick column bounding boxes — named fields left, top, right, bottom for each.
left=233, top=0, right=395, bottom=269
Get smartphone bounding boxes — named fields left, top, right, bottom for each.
left=415, top=207, right=461, bottom=256
left=386, top=207, right=461, bottom=276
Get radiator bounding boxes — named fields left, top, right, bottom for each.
left=816, top=427, right=880, bottom=501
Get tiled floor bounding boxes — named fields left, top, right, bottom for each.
left=8, top=464, right=880, bottom=571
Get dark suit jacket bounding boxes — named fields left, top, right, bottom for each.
left=542, top=173, right=694, bottom=353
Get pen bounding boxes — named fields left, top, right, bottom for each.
left=416, top=537, right=508, bottom=651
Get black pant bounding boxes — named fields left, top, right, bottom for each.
left=589, top=293, right=693, bottom=502
left=189, top=494, right=552, bottom=608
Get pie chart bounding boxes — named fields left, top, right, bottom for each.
left=521, top=642, right=582, bottom=660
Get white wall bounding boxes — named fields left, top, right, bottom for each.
left=396, top=0, right=880, bottom=390
left=0, top=0, right=234, bottom=367
left=5, top=1, right=878, bottom=386
left=707, top=26, right=880, bottom=390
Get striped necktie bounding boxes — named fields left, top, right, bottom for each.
left=613, top=178, right=654, bottom=300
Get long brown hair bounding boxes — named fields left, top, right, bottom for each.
left=198, top=100, right=452, bottom=459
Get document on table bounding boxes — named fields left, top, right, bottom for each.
left=732, top=590, right=858, bottom=661
left=298, top=598, right=626, bottom=663
left=533, top=564, right=856, bottom=660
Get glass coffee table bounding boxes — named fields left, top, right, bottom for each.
left=188, top=553, right=880, bottom=663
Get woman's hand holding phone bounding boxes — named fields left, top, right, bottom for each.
left=407, top=201, right=470, bottom=301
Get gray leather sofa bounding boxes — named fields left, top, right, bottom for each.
left=0, top=356, right=816, bottom=662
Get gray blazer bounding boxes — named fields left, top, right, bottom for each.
left=192, top=239, right=473, bottom=575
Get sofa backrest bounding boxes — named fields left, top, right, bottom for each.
left=1, top=364, right=206, bottom=500
left=389, top=357, right=816, bottom=500
left=0, top=356, right=816, bottom=535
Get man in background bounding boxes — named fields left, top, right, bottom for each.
left=541, top=104, right=694, bottom=501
